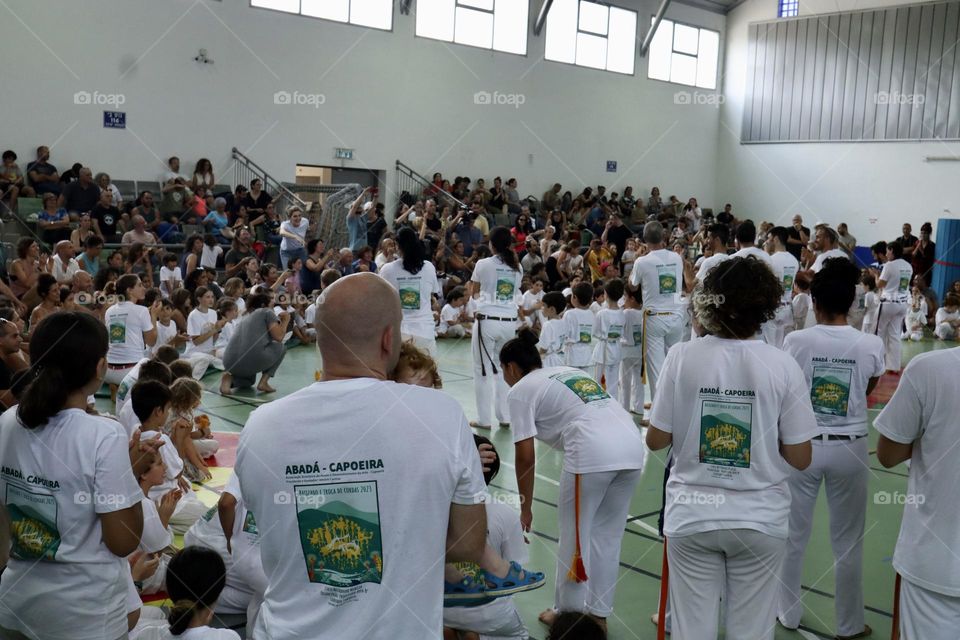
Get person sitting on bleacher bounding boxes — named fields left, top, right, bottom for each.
left=122, top=215, right=159, bottom=248
left=37, top=192, right=72, bottom=244
left=59, top=166, right=100, bottom=219
left=91, top=187, right=119, bottom=241
left=25, top=145, right=60, bottom=196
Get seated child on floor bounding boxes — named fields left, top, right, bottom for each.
left=438, top=286, right=472, bottom=339
left=162, top=378, right=217, bottom=482
left=163, top=546, right=241, bottom=638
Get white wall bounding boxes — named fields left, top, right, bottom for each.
left=719, top=0, right=960, bottom=244
left=0, top=0, right=725, bottom=214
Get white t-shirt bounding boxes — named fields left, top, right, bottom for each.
left=118, top=401, right=140, bottom=437
left=185, top=308, right=218, bottom=355
left=53, top=255, right=80, bottom=283
left=0, top=409, right=142, bottom=640
left=153, top=319, right=178, bottom=355
left=621, top=308, right=644, bottom=359
left=201, top=244, right=223, bottom=270
left=935, top=307, right=960, bottom=326
left=520, top=289, right=544, bottom=326
left=862, top=291, right=880, bottom=332
left=770, top=251, right=800, bottom=303
left=592, top=307, right=625, bottom=365
left=695, top=252, right=731, bottom=283
left=237, top=378, right=486, bottom=639
left=537, top=317, right=568, bottom=367
left=159, top=266, right=183, bottom=298
left=649, top=336, right=819, bottom=539
left=792, top=292, right=815, bottom=330
left=380, top=260, right=441, bottom=339
left=442, top=501, right=528, bottom=633
left=140, top=430, right=185, bottom=503
left=185, top=471, right=261, bottom=575
left=563, top=308, right=596, bottom=367
left=216, top=318, right=238, bottom=351
left=783, top=325, right=884, bottom=435
left=116, top=357, right=150, bottom=413
left=470, top=255, right=522, bottom=318
left=508, top=366, right=645, bottom=473
left=874, top=348, right=960, bottom=596
left=158, top=627, right=241, bottom=639
left=104, top=300, right=153, bottom=364
left=732, top=246, right=774, bottom=271
left=139, top=491, right=173, bottom=553
left=811, top=248, right=849, bottom=273
left=280, top=219, right=308, bottom=251
left=630, top=248, right=684, bottom=313
left=438, top=303, right=462, bottom=334
left=879, top=258, right=913, bottom=302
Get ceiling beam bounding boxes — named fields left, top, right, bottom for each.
left=640, top=0, right=674, bottom=57
left=533, top=0, right=555, bottom=36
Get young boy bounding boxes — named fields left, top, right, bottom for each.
left=564, top=282, right=598, bottom=375
left=861, top=272, right=880, bottom=334
left=520, top=279, right=546, bottom=330
left=116, top=346, right=179, bottom=414
left=620, top=287, right=644, bottom=414
left=537, top=291, right=568, bottom=367
left=214, top=298, right=240, bottom=368
left=589, top=280, right=605, bottom=314
left=131, top=379, right=208, bottom=535
left=792, top=271, right=814, bottom=331
left=134, top=449, right=181, bottom=595
left=154, top=299, right=187, bottom=355
left=592, top=279, right=626, bottom=399
left=904, top=292, right=927, bottom=341
left=159, top=253, right=183, bottom=298
left=934, top=293, right=960, bottom=340
left=117, top=360, right=174, bottom=436
left=438, top=286, right=471, bottom=338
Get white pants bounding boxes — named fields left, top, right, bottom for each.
left=402, top=332, right=438, bottom=358
left=778, top=438, right=868, bottom=636
left=439, top=325, right=467, bottom=339
left=876, top=301, right=907, bottom=371
left=900, top=577, right=960, bottom=640
left=169, top=493, right=209, bottom=535
left=556, top=469, right=642, bottom=617
left=105, top=363, right=137, bottom=386
left=761, top=304, right=793, bottom=349
left=472, top=318, right=515, bottom=426
left=186, top=351, right=218, bottom=380
left=668, top=528, right=785, bottom=640
left=194, top=438, right=219, bottom=459
left=620, top=354, right=643, bottom=413
left=935, top=322, right=956, bottom=340
left=642, top=312, right=683, bottom=407
left=593, top=363, right=620, bottom=401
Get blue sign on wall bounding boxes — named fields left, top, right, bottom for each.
left=606, top=160, right=617, bottom=172
left=103, top=111, right=126, bottom=129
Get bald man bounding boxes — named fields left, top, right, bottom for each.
left=237, top=273, right=487, bottom=640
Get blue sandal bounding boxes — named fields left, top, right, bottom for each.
left=444, top=574, right=494, bottom=607
left=481, top=561, right=546, bottom=597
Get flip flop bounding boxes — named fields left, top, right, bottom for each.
left=835, top=625, right=872, bottom=640
left=481, top=561, right=545, bottom=597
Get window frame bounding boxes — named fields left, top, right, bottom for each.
left=645, top=16, right=721, bottom=91
left=778, top=0, right=799, bottom=18
left=414, top=0, right=530, bottom=57
left=249, top=0, right=395, bottom=33
left=543, top=0, right=639, bottom=76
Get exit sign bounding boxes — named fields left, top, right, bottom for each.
left=335, top=148, right=354, bottom=160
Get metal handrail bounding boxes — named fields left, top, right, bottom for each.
left=395, top=160, right=467, bottom=209
left=231, top=147, right=309, bottom=211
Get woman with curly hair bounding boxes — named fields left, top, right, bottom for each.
left=645, top=256, right=817, bottom=640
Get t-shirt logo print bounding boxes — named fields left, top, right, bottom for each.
left=109, top=315, right=128, bottom=344
left=552, top=371, right=610, bottom=403
left=810, top=365, right=852, bottom=416
left=899, top=273, right=910, bottom=293
left=657, top=265, right=678, bottom=295
left=399, top=288, right=421, bottom=310
left=495, top=278, right=515, bottom=303
left=5, top=484, right=61, bottom=560
left=699, top=400, right=752, bottom=468
left=295, top=481, right=383, bottom=588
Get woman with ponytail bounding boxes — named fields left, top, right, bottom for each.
left=379, top=226, right=442, bottom=357
left=499, top=327, right=645, bottom=632
left=165, top=546, right=239, bottom=638
left=103, top=273, right=161, bottom=403
left=468, top=225, right=523, bottom=429
left=0, top=312, right=146, bottom=640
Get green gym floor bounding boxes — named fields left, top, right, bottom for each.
left=101, top=336, right=944, bottom=639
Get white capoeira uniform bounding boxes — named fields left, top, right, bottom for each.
left=778, top=324, right=884, bottom=636
left=592, top=306, right=625, bottom=400
left=380, top=259, right=442, bottom=358
left=471, top=255, right=522, bottom=426
left=767, top=250, right=800, bottom=348
left=619, top=308, right=644, bottom=413
left=934, top=307, right=960, bottom=340
left=537, top=317, right=568, bottom=368
left=847, top=283, right=867, bottom=330
left=875, top=258, right=913, bottom=371
left=564, top=307, right=597, bottom=376
left=630, top=248, right=685, bottom=407
left=508, top=366, right=644, bottom=618
left=142, top=430, right=209, bottom=535
left=874, top=348, right=960, bottom=640
left=184, top=471, right=267, bottom=630
left=649, top=336, right=818, bottom=640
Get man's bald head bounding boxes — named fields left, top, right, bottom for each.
left=315, top=273, right=402, bottom=379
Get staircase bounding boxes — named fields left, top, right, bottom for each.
left=231, top=147, right=309, bottom=219
left=395, top=160, right=466, bottom=209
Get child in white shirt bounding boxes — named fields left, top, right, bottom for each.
left=620, top=287, right=645, bottom=414
left=536, top=292, right=569, bottom=367
left=904, top=292, right=927, bottom=341
left=163, top=546, right=242, bottom=639
left=861, top=272, right=881, bottom=334
left=621, top=238, right=638, bottom=280
left=520, top=279, right=546, bottom=330
left=201, top=235, right=224, bottom=270
left=592, top=279, right=626, bottom=400
left=792, top=272, right=815, bottom=331
left=160, top=253, right=183, bottom=299
left=934, top=293, right=960, bottom=340
left=564, top=282, right=598, bottom=374
left=438, top=286, right=471, bottom=338
left=154, top=300, right=186, bottom=355
left=213, top=298, right=239, bottom=368
left=589, top=284, right=605, bottom=314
